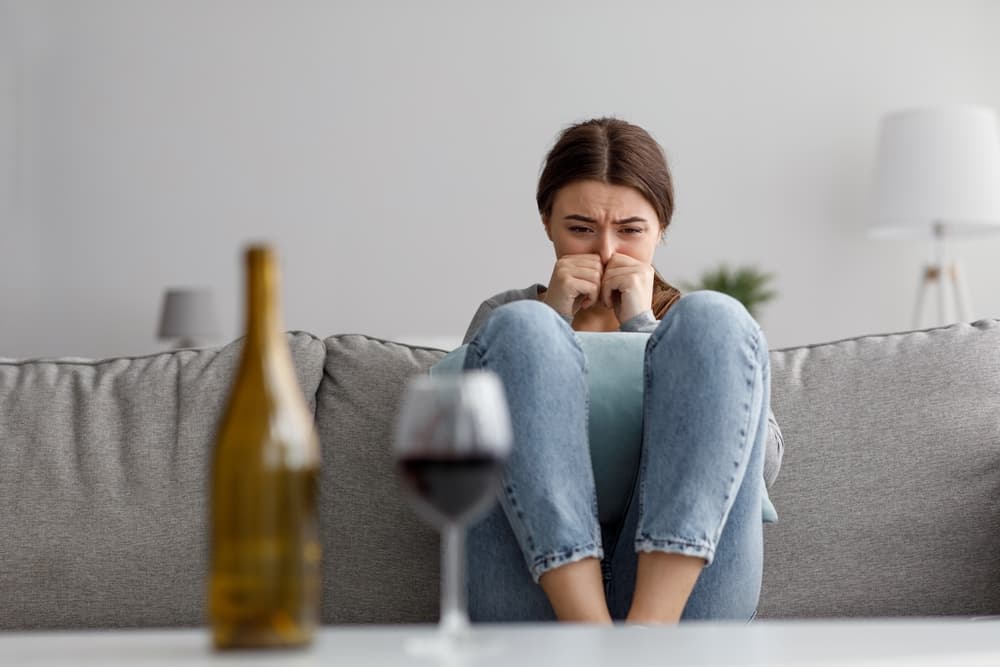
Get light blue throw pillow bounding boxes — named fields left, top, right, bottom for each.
left=431, top=332, right=777, bottom=525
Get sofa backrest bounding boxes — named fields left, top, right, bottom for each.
left=3, top=320, right=998, bottom=629
left=759, top=319, right=1000, bottom=617
left=315, top=335, right=444, bottom=624
left=0, top=333, right=326, bottom=630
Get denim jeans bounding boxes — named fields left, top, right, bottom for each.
left=463, top=292, right=770, bottom=622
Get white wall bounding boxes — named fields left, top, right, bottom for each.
left=0, top=2, right=40, bottom=352
left=2, top=0, right=999, bottom=359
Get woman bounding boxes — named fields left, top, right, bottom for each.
left=461, top=117, right=783, bottom=624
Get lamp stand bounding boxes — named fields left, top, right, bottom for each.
left=912, top=223, right=972, bottom=328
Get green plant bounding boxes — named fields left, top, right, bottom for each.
left=680, top=264, right=778, bottom=318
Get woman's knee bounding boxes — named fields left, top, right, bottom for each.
left=470, top=301, right=584, bottom=372
left=652, top=291, right=764, bottom=353
left=480, top=301, right=572, bottom=347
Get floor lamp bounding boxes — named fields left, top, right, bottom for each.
left=869, top=105, right=1000, bottom=329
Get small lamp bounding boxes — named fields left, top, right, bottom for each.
left=869, top=105, right=1000, bottom=327
left=157, top=288, right=220, bottom=348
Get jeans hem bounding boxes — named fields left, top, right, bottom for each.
left=634, top=536, right=715, bottom=565
left=529, top=543, right=604, bottom=583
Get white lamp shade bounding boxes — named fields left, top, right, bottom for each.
left=869, top=105, right=1000, bottom=239
left=157, top=288, right=220, bottom=340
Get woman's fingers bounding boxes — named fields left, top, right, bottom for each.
left=600, top=266, right=636, bottom=307
left=601, top=257, right=654, bottom=321
left=567, top=276, right=601, bottom=311
left=544, top=254, right=603, bottom=317
left=560, top=264, right=602, bottom=286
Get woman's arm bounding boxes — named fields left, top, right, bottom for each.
left=462, top=285, right=548, bottom=345
left=462, top=299, right=501, bottom=345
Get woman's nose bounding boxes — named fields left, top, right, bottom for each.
left=597, top=233, right=616, bottom=264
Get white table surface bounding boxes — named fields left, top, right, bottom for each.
left=1, top=619, right=999, bottom=666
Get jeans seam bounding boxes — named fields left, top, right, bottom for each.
left=636, top=324, right=663, bottom=549
left=567, top=324, right=599, bottom=549
left=709, top=324, right=762, bottom=546
left=501, top=480, right=536, bottom=553
left=582, top=346, right=600, bottom=523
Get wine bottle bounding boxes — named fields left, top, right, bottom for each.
left=208, top=245, right=320, bottom=650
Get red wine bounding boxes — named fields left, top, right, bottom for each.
left=398, top=456, right=503, bottom=526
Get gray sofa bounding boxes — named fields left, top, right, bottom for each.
left=1, top=320, right=999, bottom=630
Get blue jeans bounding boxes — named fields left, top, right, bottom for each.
left=462, top=292, right=770, bottom=622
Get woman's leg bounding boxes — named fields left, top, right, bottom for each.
left=465, top=501, right=556, bottom=622
left=462, top=301, right=608, bottom=622
left=606, top=291, right=769, bottom=622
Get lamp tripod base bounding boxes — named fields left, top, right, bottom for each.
left=913, top=261, right=971, bottom=329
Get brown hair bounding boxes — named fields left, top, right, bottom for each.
left=536, top=117, right=681, bottom=319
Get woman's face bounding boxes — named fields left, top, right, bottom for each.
left=544, top=180, right=661, bottom=265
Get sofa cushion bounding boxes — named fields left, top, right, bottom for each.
left=0, top=333, right=326, bottom=630
left=759, top=319, right=1000, bottom=618
left=316, top=335, right=444, bottom=624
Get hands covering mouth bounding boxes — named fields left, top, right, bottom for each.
left=541, top=253, right=655, bottom=325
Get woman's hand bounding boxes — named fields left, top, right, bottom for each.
left=541, top=254, right=604, bottom=318
left=601, top=254, right=654, bottom=324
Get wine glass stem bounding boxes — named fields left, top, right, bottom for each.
left=440, top=522, right=469, bottom=635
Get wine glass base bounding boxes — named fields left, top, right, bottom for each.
left=403, top=629, right=505, bottom=661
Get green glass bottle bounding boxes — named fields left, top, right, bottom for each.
left=208, top=245, right=320, bottom=649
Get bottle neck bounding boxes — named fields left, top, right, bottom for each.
left=244, top=248, right=284, bottom=345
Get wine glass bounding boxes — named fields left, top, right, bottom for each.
left=393, top=371, right=512, bottom=656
